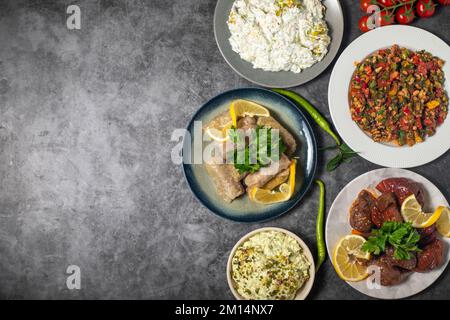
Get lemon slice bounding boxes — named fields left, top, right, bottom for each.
left=436, top=207, right=450, bottom=237
left=230, top=99, right=270, bottom=127
left=401, top=194, right=442, bottom=228
left=250, top=184, right=291, bottom=204
left=205, top=125, right=233, bottom=142
left=250, top=160, right=296, bottom=204
left=333, top=235, right=370, bottom=282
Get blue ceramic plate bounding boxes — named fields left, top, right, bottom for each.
left=183, top=88, right=317, bottom=222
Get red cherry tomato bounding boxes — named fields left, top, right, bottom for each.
left=396, top=5, right=415, bottom=24
left=377, top=10, right=395, bottom=26
left=360, top=0, right=377, bottom=13
left=378, top=0, right=395, bottom=7
left=437, top=0, right=450, bottom=4
left=416, top=0, right=436, bottom=17
left=359, top=15, right=371, bottom=32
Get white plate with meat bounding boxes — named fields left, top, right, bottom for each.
left=325, top=168, right=449, bottom=299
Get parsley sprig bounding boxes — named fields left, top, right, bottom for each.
left=228, top=126, right=287, bottom=174
left=361, top=221, right=421, bottom=260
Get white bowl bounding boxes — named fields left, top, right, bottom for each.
left=226, top=227, right=315, bottom=300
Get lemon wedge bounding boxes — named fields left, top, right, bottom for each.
left=230, top=99, right=270, bottom=127
left=250, top=184, right=291, bottom=204
left=205, top=125, right=233, bottom=142
left=250, top=160, right=296, bottom=204
left=332, top=235, right=370, bottom=282
left=401, top=194, right=442, bottom=228
left=436, top=207, right=450, bottom=237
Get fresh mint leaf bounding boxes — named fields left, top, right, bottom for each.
left=326, top=143, right=358, bottom=172
left=326, top=153, right=343, bottom=172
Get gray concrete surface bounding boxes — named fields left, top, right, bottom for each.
left=0, top=0, right=449, bottom=299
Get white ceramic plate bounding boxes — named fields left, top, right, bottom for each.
left=325, top=168, right=450, bottom=299
left=328, top=25, right=450, bottom=168
left=227, top=227, right=315, bottom=300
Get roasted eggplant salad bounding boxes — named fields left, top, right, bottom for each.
left=203, top=100, right=297, bottom=205
left=333, top=177, right=449, bottom=286
left=350, top=45, right=448, bottom=146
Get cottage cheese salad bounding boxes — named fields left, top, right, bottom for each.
left=227, top=0, right=331, bottom=73
left=231, top=230, right=311, bottom=300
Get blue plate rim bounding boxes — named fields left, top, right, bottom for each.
left=182, top=87, right=318, bottom=223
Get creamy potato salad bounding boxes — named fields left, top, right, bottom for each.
left=227, top=0, right=331, bottom=73
left=231, top=230, right=310, bottom=300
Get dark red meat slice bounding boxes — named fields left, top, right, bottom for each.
left=369, top=255, right=409, bottom=286
left=415, top=239, right=444, bottom=272
left=385, top=246, right=417, bottom=271
left=371, top=206, right=384, bottom=229
left=371, top=193, right=403, bottom=227
left=376, top=178, right=425, bottom=206
left=382, top=205, right=403, bottom=223
left=418, top=225, right=437, bottom=247
left=418, top=232, right=437, bottom=247
left=376, top=192, right=397, bottom=211
left=349, top=190, right=376, bottom=233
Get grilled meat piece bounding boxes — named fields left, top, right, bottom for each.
left=382, top=205, right=403, bottom=223
left=349, top=190, right=377, bottom=233
left=257, top=116, right=297, bottom=155
left=370, top=206, right=384, bottom=229
left=385, top=246, right=417, bottom=271
left=376, top=178, right=425, bottom=206
left=244, top=154, right=291, bottom=189
left=418, top=225, right=437, bottom=247
left=376, top=192, right=397, bottom=211
left=369, top=255, right=409, bottom=286
left=415, top=238, right=444, bottom=272
left=419, top=232, right=437, bottom=247
left=372, top=192, right=403, bottom=227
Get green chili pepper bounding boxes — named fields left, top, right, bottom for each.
left=315, top=179, right=326, bottom=272
left=272, top=89, right=341, bottom=146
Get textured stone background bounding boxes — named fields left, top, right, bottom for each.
left=0, top=0, right=448, bottom=299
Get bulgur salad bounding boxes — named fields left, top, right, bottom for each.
left=349, top=45, right=448, bottom=146
left=230, top=230, right=310, bottom=300
left=227, top=0, right=330, bottom=73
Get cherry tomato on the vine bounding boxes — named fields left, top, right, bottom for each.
left=416, top=0, right=436, bottom=17
left=359, top=15, right=371, bottom=32
left=378, top=0, right=395, bottom=7
left=437, top=0, right=450, bottom=5
left=377, top=10, right=395, bottom=26
left=360, top=0, right=378, bottom=13
left=396, top=5, right=415, bottom=24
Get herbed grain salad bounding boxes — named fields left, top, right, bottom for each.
left=230, top=230, right=310, bottom=300
left=227, top=0, right=330, bottom=73
left=349, top=45, right=448, bottom=146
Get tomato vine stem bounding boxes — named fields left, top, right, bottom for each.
left=379, top=0, right=418, bottom=13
